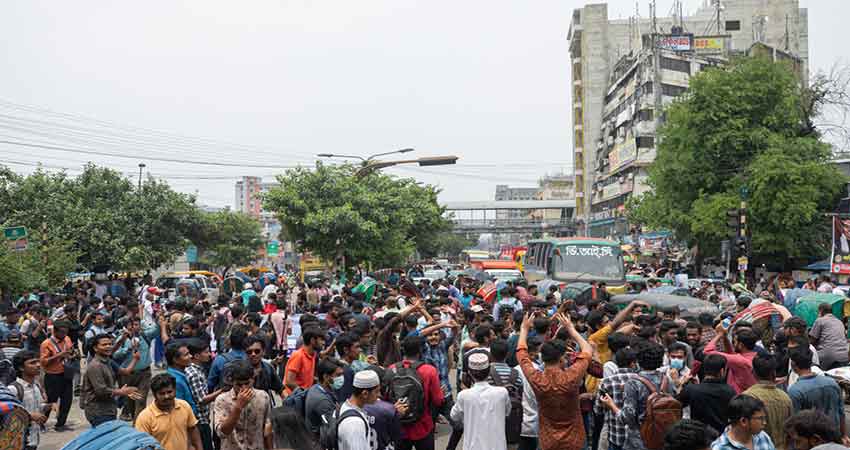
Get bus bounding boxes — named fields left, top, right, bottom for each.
left=523, top=238, right=625, bottom=287
left=460, top=249, right=490, bottom=265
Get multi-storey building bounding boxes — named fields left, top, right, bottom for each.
left=568, top=0, right=809, bottom=238
left=234, top=176, right=282, bottom=240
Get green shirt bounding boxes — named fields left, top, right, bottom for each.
left=743, top=382, right=792, bottom=450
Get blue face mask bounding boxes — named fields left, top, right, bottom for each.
left=669, top=358, right=685, bottom=370
left=332, top=375, right=345, bottom=390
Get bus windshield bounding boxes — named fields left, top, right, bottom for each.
left=552, top=243, right=624, bottom=282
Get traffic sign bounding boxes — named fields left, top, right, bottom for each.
left=3, top=226, right=27, bottom=240
left=267, top=241, right=280, bottom=257
left=6, top=238, right=28, bottom=252
left=737, top=256, right=748, bottom=271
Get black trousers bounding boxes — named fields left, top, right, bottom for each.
left=399, top=433, right=435, bottom=450
left=197, top=423, right=214, bottom=450
left=44, top=372, right=73, bottom=427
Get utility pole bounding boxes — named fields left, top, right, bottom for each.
left=138, top=163, right=146, bottom=191
left=651, top=0, right=662, bottom=131
left=737, top=187, right=750, bottom=285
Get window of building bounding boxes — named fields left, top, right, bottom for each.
left=637, top=109, right=653, bottom=122
left=725, top=20, right=741, bottom=31
left=636, top=136, right=655, bottom=148
left=660, top=57, right=691, bottom=74
left=662, top=84, right=688, bottom=97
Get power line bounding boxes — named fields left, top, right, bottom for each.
left=0, top=139, right=307, bottom=169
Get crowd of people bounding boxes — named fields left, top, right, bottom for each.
left=1, top=271, right=850, bottom=450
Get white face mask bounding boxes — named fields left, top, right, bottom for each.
left=331, top=375, right=345, bottom=390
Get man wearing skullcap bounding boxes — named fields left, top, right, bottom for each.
left=338, top=370, right=381, bottom=450
left=451, top=352, right=511, bottom=450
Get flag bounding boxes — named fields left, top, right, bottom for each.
left=477, top=281, right=498, bottom=303
left=352, top=277, right=378, bottom=303
left=399, top=278, right=422, bottom=300
left=732, top=301, right=779, bottom=325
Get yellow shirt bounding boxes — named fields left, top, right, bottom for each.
left=135, top=399, right=198, bottom=450
left=585, top=324, right=613, bottom=393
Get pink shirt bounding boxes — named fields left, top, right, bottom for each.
left=704, top=336, right=757, bottom=394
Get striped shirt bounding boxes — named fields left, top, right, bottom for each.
left=185, top=363, right=211, bottom=424
left=593, top=368, right=637, bottom=448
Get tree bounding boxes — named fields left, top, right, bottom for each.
left=417, top=230, right=479, bottom=259
left=192, top=210, right=263, bottom=277
left=628, top=57, right=847, bottom=267
left=0, top=233, right=80, bottom=295
left=0, top=164, right=201, bottom=272
left=264, top=162, right=449, bottom=268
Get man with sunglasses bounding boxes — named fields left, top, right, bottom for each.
left=244, top=335, right=284, bottom=401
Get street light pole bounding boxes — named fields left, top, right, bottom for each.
left=317, top=148, right=415, bottom=164
left=138, top=163, right=146, bottom=190
left=354, top=155, right=459, bottom=178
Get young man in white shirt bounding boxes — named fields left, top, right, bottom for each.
left=9, top=350, right=47, bottom=450
left=338, top=370, right=381, bottom=450
left=451, top=352, right=511, bottom=450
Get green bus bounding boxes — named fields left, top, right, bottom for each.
left=523, top=238, right=625, bottom=287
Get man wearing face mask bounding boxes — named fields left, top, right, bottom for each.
left=305, top=359, right=344, bottom=436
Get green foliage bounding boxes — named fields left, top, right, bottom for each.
left=0, top=164, right=202, bottom=274
left=628, top=57, right=847, bottom=262
left=263, top=162, right=450, bottom=268
left=192, top=210, right=263, bottom=275
left=418, top=230, right=479, bottom=259
left=0, top=232, right=80, bottom=294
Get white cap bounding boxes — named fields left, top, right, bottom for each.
left=353, top=370, right=380, bottom=389
left=244, top=283, right=253, bottom=289
left=468, top=353, right=490, bottom=371
left=470, top=305, right=484, bottom=313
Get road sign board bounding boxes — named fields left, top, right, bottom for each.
left=267, top=241, right=280, bottom=257
left=7, top=238, right=28, bottom=252
left=737, top=256, right=748, bottom=271
left=3, top=226, right=27, bottom=240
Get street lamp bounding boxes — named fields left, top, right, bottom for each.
left=138, top=163, right=146, bottom=190
left=354, top=155, right=458, bottom=178
left=317, top=148, right=415, bottom=163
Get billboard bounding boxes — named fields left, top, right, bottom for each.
left=658, top=34, right=693, bottom=52
left=694, top=37, right=725, bottom=53
left=832, top=217, right=850, bottom=274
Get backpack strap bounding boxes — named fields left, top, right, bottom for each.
left=337, top=408, right=370, bottom=438
left=636, top=375, right=657, bottom=394
left=12, top=381, right=23, bottom=401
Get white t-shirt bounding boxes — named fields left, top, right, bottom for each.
left=338, top=401, right=373, bottom=450
left=261, top=284, right=278, bottom=301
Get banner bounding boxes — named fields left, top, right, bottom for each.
left=658, top=35, right=692, bottom=52
left=832, top=217, right=850, bottom=274
left=694, top=37, right=724, bottom=53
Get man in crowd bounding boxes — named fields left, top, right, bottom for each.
left=787, top=346, right=846, bottom=438
left=710, top=395, right=775, bottom=450
left=518, top=312, right=591, bottom=450
left=339, top=370, right=382, bottom=450
left=809, top=303, right=849, bottom=370
left=677, top=354, right=735, bottom=433
left=284, top=326, right=324, bottom=393
left=214, top=360, right=272, bottom=450
left=451, top=352, right=511, bottom=450
left=594, top=347, right=638, bottom=450
left=10, top=350, right=48, bottom=449
left=389, top=335, right=444, bottom=450
left=113, top=314, right=169, bottom=421
left=704, top=324, right=758, bottom=393
left=39, top=320, right=76, bottom=431
left=743, top=354, right=793, bottom=450
left=185, top=339, right=220, bottom=450
left=81, top=333, right=141, bottom=426
left=136, top=373, right=203, bottom=450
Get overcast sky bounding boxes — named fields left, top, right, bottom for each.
left=0, top=0, right=845, bottom=207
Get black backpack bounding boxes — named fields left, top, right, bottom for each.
left=318, top=404, right=369, bottom=450
left=282, top=387, right=309, bottom=418
left=489, top=365, right=523, bottom=444
left=384, top=360, right=426, bottom=425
